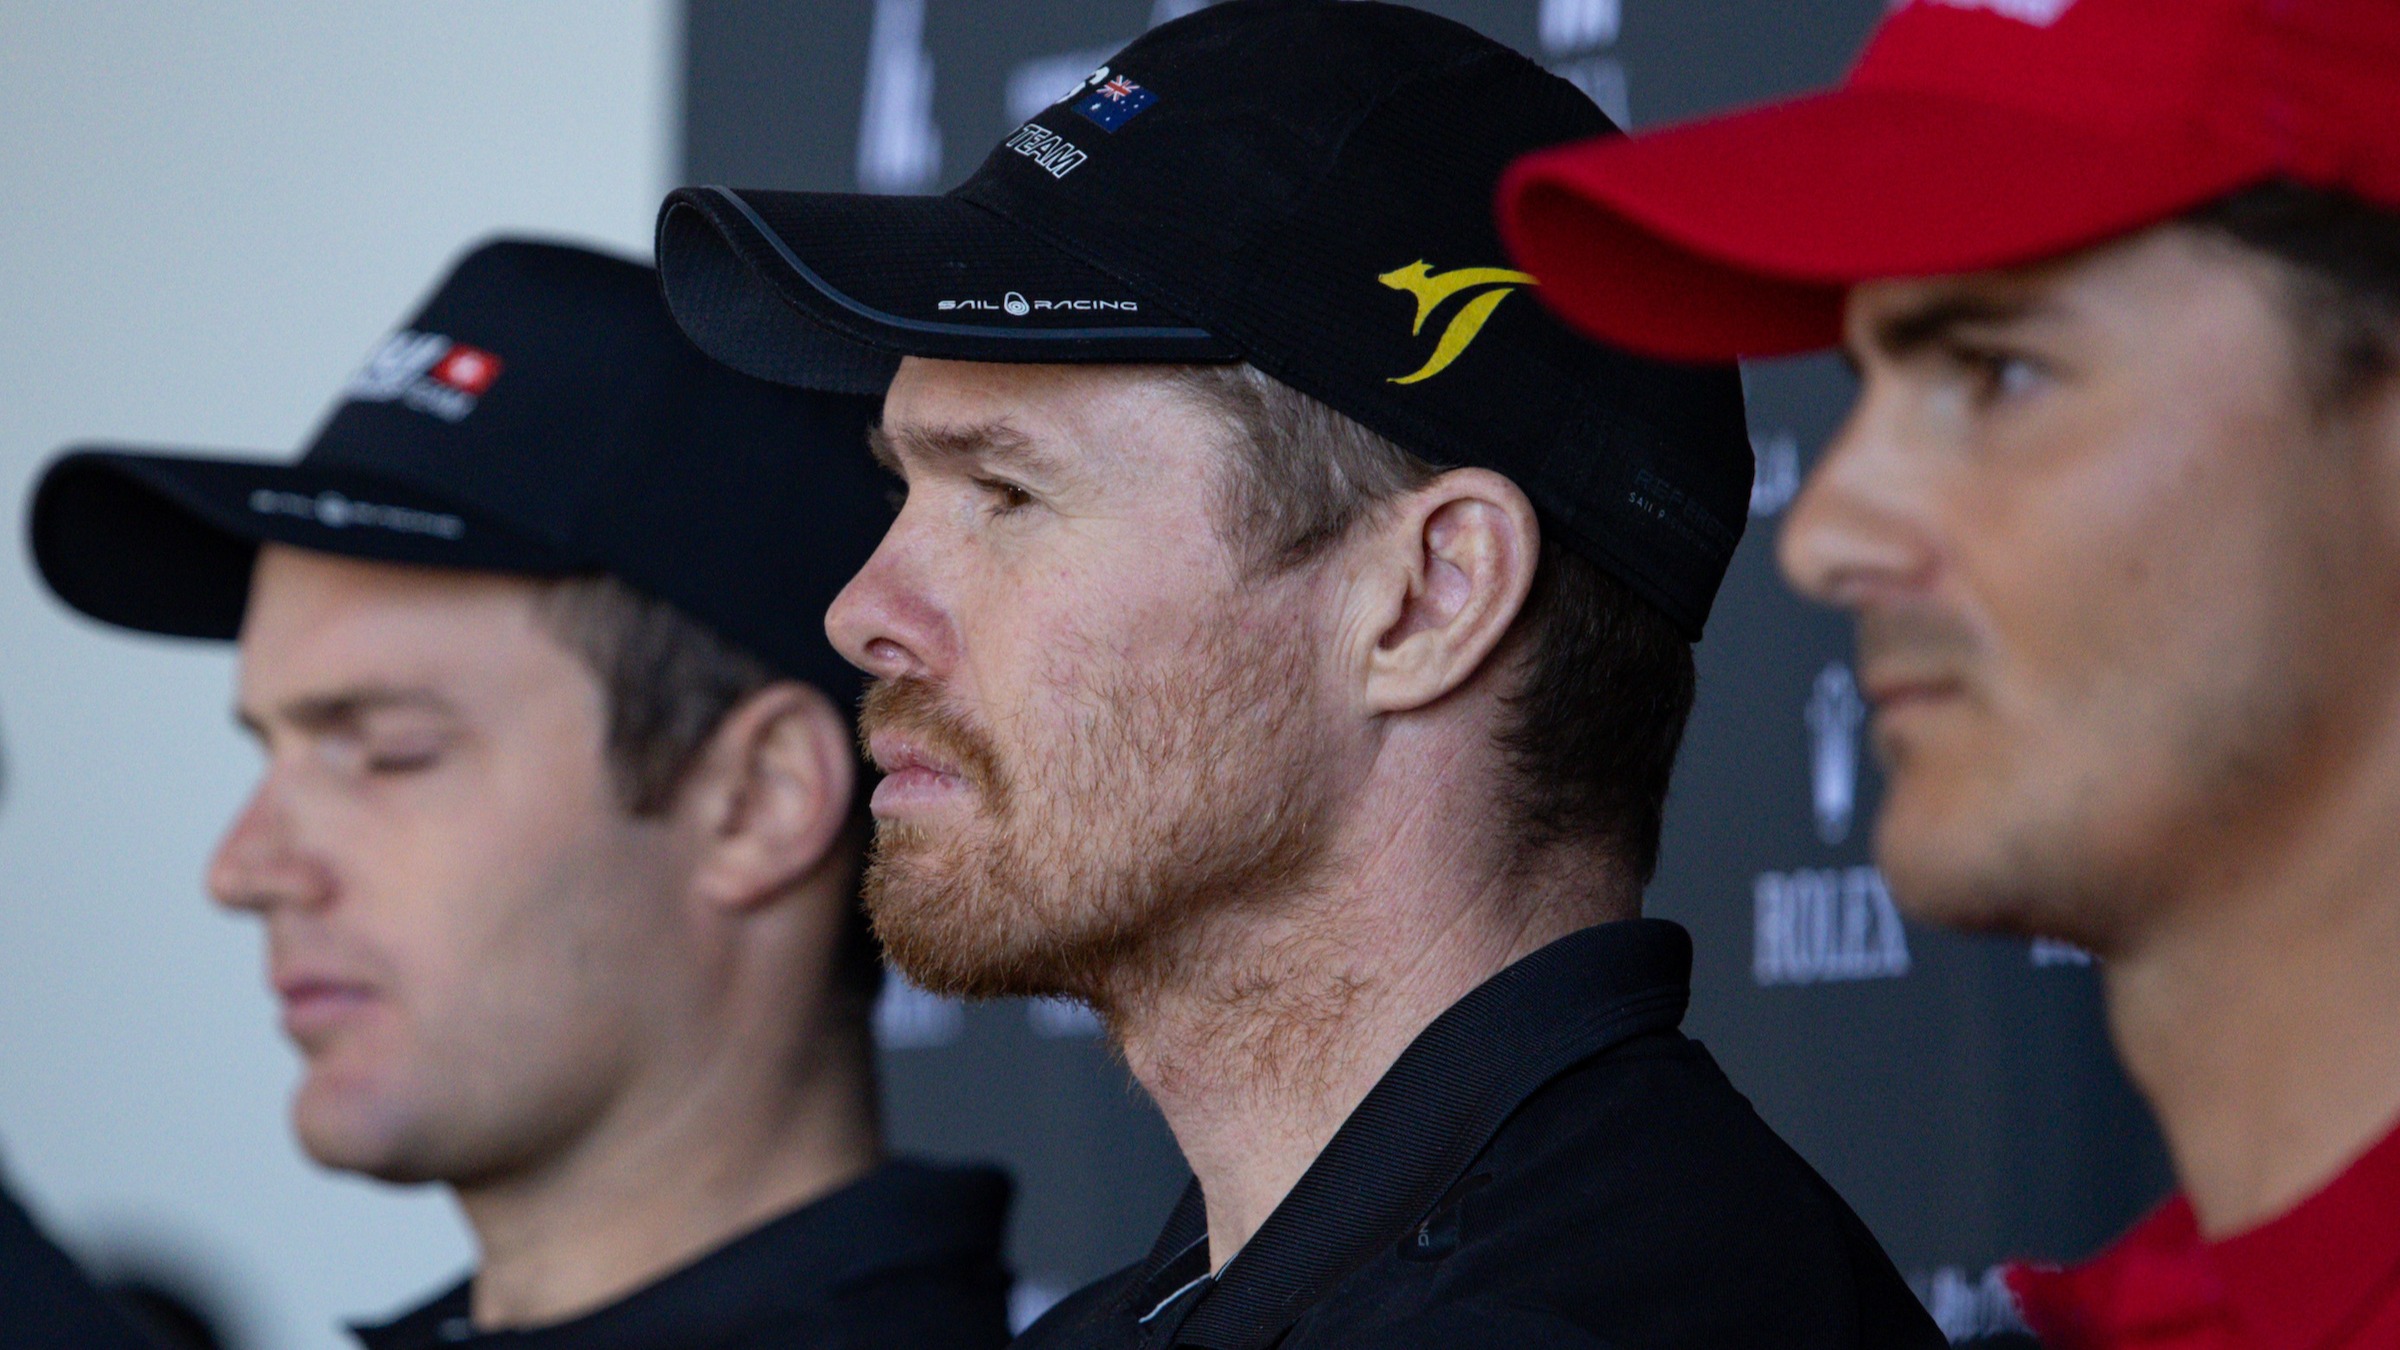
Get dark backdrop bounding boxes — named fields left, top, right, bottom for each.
left=680, top=2, right=2174, bottom=1337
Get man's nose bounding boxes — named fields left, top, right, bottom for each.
left=825, top=531, right=952, bottom=683
left=1776, top=393, right=1939, bottom=612
left=206, top=778, right=333, bottom=916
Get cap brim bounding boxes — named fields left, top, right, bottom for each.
left=656, top=186, right=1238, bottom=390
left=1499, top=87, right=2272, bottom=361
left=29, top=449, right=578, bottom=640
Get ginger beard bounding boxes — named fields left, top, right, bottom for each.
left=860, top=604, right=1335, bottom=1009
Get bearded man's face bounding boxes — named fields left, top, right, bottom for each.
left=830, top=359, right=1342, bottom=1005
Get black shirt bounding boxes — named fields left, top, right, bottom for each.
left=0, top=1173, right=161, bottom=1350
left=353, top=1160, right=1012, bottom=1350
left=1016, top=921, right=1945, bottom=1350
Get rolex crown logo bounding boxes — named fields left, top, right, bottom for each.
left=1378, top=261, right=1539, bottom=385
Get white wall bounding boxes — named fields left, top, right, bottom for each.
left=0, top=6, right=675, bottom=1347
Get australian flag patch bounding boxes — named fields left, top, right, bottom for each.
left=1071, top=74, right=1157, bottom=132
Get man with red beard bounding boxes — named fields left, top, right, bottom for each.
left=654, top=2, right=1941, bottom=1346
left=1500, top=0, right=2400, bottom=1344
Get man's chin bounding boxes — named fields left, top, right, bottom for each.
left=1874, top=801, right=2116, bottom=952
left=291, top=1075, right=444, bottom=1183
left=1878, top=852, right=2035, bottom=938
left=880, top=943, right=1077, bottom=1002
left=864, top=849, right=1113, bottom=1003
left=867, top=895, right=1082, bottom=1002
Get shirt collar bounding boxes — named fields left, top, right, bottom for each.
left=1125, top=918, right=1693, bottom=1350
left=2215, top=1110, right=2400, bottom=1350
left=351, top=1159, right=1010, bottom=1350
left=2011, top=1111, right=2400, bottom=1350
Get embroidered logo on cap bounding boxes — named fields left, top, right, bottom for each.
left=1070, top=69, right=1158, bottom=133
left=247, top=488, right=466, bottom=540
left=1378, top=261, right=1538, bottom=385
left=430, top=344, right=503, bottom=396
left=344, top=330, right=505, bottom=422
left=1003, top=122, right=1089, bottom=179
left=935, top=293, right=1143, bottom=315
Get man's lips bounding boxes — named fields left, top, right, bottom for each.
left=274, top=975, right=378, bottom=1041
left=866, top=732, right=971, bottom=816
left=1860, top=670, right=1967, bottom=714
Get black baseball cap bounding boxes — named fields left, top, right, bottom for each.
left=28, top=238, right=888, bottom=703
left=656, top=0, right=1752, bottom=639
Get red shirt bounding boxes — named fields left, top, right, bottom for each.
left=2007, top=1118, right=2400, bottom=1349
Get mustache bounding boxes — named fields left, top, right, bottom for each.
left=1854, top=602, right=1983, bottom=683
left=859, top=676, right=1007, bottom=794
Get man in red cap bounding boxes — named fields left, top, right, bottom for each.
left=1499, top=1, right=2400, bottom=1346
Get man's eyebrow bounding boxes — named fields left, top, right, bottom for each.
left=1866, top=291, right=2058, bottom=359
left=239, top=686, right=459, bottom=738
left=870, top=420, right=1049, bottom=475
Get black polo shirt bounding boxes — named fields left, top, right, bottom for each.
left=0, top=1173, right=160, bottom=1350
left=353, top=1159, right=1012, bottom=1350
left=1016, top=920, right=1944, bottom=1350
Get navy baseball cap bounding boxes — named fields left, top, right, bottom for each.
left=28, top=238, right=888, bottom=701
left=655, top=0, right=1753, bottom=640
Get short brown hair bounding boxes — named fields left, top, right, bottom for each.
left=2187, top=180, right=2400, bottom=408
left=1173, top=365, right=1695, bottom=885
left=533, top=575, right=885, bottom=1013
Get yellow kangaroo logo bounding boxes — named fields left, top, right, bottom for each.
left=1378, top=261, right=1539, bottom=385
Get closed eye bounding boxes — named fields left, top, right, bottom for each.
left=309, top=729, right=450, bottom=778
left=364, top=746, right=443, bottom=775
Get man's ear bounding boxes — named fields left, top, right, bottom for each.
left=1346, top=468, right=1541, bottom=715
left=682, top=681, right=857, bottom=912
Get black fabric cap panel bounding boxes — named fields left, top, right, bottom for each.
left=583, top=375, right=888, bottom=710
left=28, top=239, right=893, bottom=706
left=654, top=0, right=1752, bottom=638
left=658, top=187, right=1237, bottom=378
left=657, top=194, right=905, bottom=394
left=29, top=451, right=574, bottom=641
left=959, top=28, right=1753, bottom=638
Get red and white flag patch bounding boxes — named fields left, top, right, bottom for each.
left=430, top=344, right=503, bottom=396
left=345, top=330, right=504, bottom=422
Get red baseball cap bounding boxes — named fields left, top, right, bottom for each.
left=1498, top=0, right=2400, bottom=361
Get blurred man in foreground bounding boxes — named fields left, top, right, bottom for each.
left=1503, top=0, right=2400, bottom=1344
left=26, top=240, right=1011, bottom=1349
left=654, top=2, right=1940, bottom=1345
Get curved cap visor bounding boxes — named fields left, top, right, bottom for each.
left=1500, top=86, right=2272, bottom=361
left=657, top=186, right=1236, bottom=391
left=31, top=450, right=574, bottom=640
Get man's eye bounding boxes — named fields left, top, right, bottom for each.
left=306, top=731, right=444, bottom=780
left=1994, top=354, right=2045, bottom=399
left=322, top=737, right=442, bottom=776
left=1961, top=348, right=2048, bottom=405
left=976, top=478, right=1034, bottom=513
left=364, top=747, right=442, bottom=775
